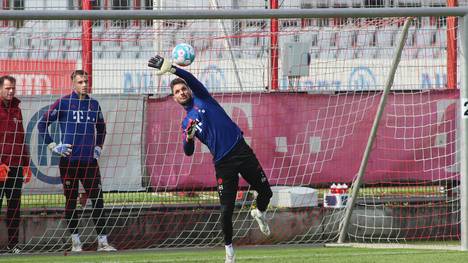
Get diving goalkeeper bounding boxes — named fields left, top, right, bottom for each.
left=148, top=56, right=273, bottom=263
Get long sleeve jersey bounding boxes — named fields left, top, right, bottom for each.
left=0, top=97, right=30, bottom=167
left=176, top=67, right=243, bottom=164
left=37, top=91, right=106, bottom=163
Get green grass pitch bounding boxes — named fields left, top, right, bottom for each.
left=0, top=246, right=467, bottom=263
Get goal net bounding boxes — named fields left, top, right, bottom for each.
left=0, top=0, right=465, bottom=253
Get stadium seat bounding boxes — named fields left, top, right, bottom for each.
left=350, top=0, right=363, bottom=8
left=47, top=51, right=62, bottom=60
left=318, top=48, right=337, bottom=59
left=309, top=47, right=320, bottom=59
left=434, top=27, right=447, bottom=47
left=335, top=30, right=354, bottom=49
left=300, top=30, right=318, bottom=46
left=355, top=27, right=375, bottom=48
left=402, top=47, right=418, bottom=59
left=416, top=48, right=438, bottom=59
left=315, top=0, right=329, bottom=8
left=318, top=29, right=336, bottom=49
left=397, top=0, right=422, bottom=7
left=329, top=0, right=355, bottom=8
left=375, top=47, right=393, bottom=59
left=415, top=26, right=436, bottom=47
left=375, top=28, right=395, bottom=48
left=337, top=48, right=355, bottom=59
left=425, top=0, right=446, bottom=6
left=121, top=46, right=141, bottom=59
left=64, top=50, right=78, bottom=60
left=0, top=35, right=9, bottom=49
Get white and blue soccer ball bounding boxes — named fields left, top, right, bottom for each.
left=172, top=43, right=195, bottom=67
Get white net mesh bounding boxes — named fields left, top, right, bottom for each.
left=0, top=0, right=464, bottom=253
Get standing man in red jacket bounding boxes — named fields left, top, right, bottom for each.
left=0, top=75, right=32, bottom=254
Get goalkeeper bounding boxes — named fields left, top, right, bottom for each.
left=148, top=56, right=273, bottom=263
left=0, top=75, right=32, bottom=254
left=37, top=70, right=116, bottom=252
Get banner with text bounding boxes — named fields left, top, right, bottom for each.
left=146, top=90, right=459, bottom=190
left=21, top=95, right=145, bottom=194
left=0, top=59, right=76, bottom=95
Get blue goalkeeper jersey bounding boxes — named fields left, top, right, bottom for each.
left=37, top=91, right=106, bottom=162
left=176, top=67, right=243, bottom=164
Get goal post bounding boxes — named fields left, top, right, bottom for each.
left=338, top=16, right=414, bottom=244
left=460, top=13, right=468, bottom=252
left=1, top=4, right=468, bottom=253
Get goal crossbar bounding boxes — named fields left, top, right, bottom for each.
left=1, top=5, right=467, bottom=253
left=0, top=7, right=467, bottom=20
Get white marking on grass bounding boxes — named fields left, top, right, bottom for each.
left=104, top=249, right=459, bottom=263
left=341, top=242, right=461, bottom=251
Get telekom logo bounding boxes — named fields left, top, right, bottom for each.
left=13, top=74, right=52, bottom=95
left=73, top=110, right=84, bottom=123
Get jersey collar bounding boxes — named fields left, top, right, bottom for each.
left=71, top=91, right=89, bottom=100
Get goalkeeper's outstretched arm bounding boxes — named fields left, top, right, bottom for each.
left=147, top=55, right=210, bottom=98
left=173, top=67, right=210, bottom=99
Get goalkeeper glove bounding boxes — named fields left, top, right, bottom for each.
left=185, top=119, right=199, bottom=142
left=0, top=163, right=10, bottom=182
left=23, top=166, right=32, bottom=184
left=48, top=142, right=73, bottom=157
left=148, top=55, right=176, bottom=75
left=94, top=146, right=102, bottom=160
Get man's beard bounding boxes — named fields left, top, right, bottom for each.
left=180, top=97, right=192, bottom=106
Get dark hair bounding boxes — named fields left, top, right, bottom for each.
left=170, top=78, right=188, bottom=94
left=71, top=70, right=88, bottom=81
left=0, top=75, right=16, bottom=87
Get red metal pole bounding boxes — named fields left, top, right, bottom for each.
left=447, top=0, right=457, bottom=89
left=82, top=0, right=93, bottom=92
left=270, top=0, right=279, bottom=90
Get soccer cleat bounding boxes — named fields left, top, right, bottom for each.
left=225, top=244, right=235, bottom=263
left=71, top=242, right=83, bottom=252
left=71, top=235, right=83, bottom=252
left=7, top=245, right=22, bottom=254
left=250, top=208, right=271, bottom=236
left=225, top=253, right=236, bottom=263
left=97, top=242, right=117, bottom=252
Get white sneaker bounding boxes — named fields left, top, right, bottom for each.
left=71, top=241, right=83, bottom=252
left=225, top=244, right=235, bottom=263
left=225, top=253, right=236, bottom=263
left=71, top=234, right=83, bottom=252
left=7, top=245, right=22, bottom=254
left=250, top=208, right=271, bottom=236
left=97, top=242, right=117, bottom=252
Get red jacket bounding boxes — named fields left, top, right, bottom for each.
left=0, top=97, right=30, bottom=167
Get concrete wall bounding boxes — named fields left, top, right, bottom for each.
left=0, top=203, right=459, bottom=251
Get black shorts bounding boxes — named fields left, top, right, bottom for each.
left=59, top=159, right=102, bottom=200
left=214, top=139, right=270, bottom=198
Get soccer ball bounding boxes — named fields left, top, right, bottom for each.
left=172, top=43, right=195, bottom=67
